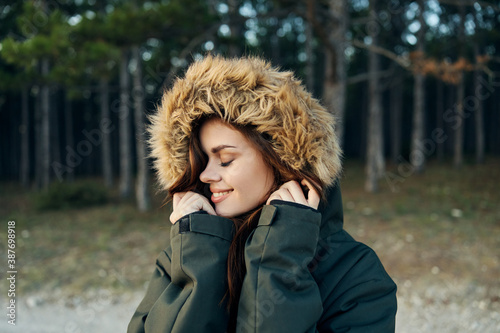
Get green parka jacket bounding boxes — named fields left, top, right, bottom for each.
left=128, top=185, right=397, bottom=332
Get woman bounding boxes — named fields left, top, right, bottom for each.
left=128, top=55, right=397, bottom=333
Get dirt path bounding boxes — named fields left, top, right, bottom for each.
left=1, top=292, right=141, bottom=333
left=2, top=286, right=500, bottom=333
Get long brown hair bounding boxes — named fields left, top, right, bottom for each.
left=168, top=116, right=323, bottom=332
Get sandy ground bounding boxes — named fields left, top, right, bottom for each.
left=2, top=283, right=500, bottom=333
left=0, top=292, right=141, bottom=333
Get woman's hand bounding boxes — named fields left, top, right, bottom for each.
left=266, top=179, right=320, bottom=210
left=170, top=191, right=217, bottom=224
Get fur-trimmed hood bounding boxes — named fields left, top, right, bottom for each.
left=148, top=55, right=342, bottom=191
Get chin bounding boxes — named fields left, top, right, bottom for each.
left=215, top=207, right=236, bottom=218
left=216, top=203, right=262, bottom=219
left=215, top=204, right=246, bottom=218
left=216, top=210, right=228, bottom=217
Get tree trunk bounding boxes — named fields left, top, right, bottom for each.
left=64, top=92, right=74, bottom=182
left=41, top=58, right=51, bottom=190
left=390, top=73, right=403, bottom=163
left=119, top=50, right=132, bottom=198
left=436, top=79, right=444, bottom=161
left=132, top=46, right=151, bottom=211
left=51, top=89, right=61, bottom=176
left=98, top=0, right=113, bottom=187
left=100, top=78, right=114, bottom=187
left=487, top=91, right=497, bottom=155
left=228, top=0, right=242, bottom=57
left=473, top=45, right=485, bottom=164
left=10, top=95, right=19, bottom=180
left=453, top=3, right=466, bottom=168
left=411, top=72, right=425, bottom=170
left=83, top=94, right=95, bottom=175
left=318, top=0, right=347, bottom=147
left=306, top=0, right=347, bottom=146
left=21, top=86, right=30, bottom=188
left=453, top=74, right=465, bottom=168
left=365, top=0, right=384, bottom=193
left=410, top=0, right=426, bottom=173
left=305, top=21, right=315, bottom=92
left=270, top=32, right=281, bottom=65
left=446, top=84, right=455, bottom=156
left=497, top=92, right=500, bottom=155
left=34, top=87, right=42, bottom=189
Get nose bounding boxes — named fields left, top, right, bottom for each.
left=199, top=161, right=221, bottom=183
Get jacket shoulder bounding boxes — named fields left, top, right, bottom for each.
left=313, top=229, right=395, bottom=291
left=312, top=230, right=397, bottom=332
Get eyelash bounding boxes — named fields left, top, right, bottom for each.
left=220, top=160, right=233, bottom=167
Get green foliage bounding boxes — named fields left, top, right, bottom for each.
left=33, top=181, right=109, bottom=211
left=0, top=1, right=73, bottom=87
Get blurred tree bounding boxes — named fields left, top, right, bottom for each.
left=428, top=0, right=497, bottom=167
left=304, top=0, right=348, bottom=146
left=365, top=0, right=385, bottom=193
left=410, top=0, right=427, bottom=173
left=0, top=1, right=32, bottom=187
left=472, top=4, right=485, bottom=164
left=70, top=8, right=122, bottom=187
left=269, top=0, right=348, bottom=145
left=131, top=44, right=150, bottom=211
left=228, top=0, right=244, bottom=56
left=453, top=1, right=466, bottom=169
left=1, top=0, right=500, bottom=198
left=2, top=1, right=72, bottom=190
left=389, top=68, right=404, bottom=164
left=118, top=48, right=132, bottom=198
left=387, top=1, right=408, bottom=164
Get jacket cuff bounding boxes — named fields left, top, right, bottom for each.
left=260, top=201, right=322, bottom=227
left=171, top=212, right=235, bottom=242
left=269, top=199, right=319, bottom=212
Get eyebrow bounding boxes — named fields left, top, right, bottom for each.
left=211, top=145, right=237, bottom=154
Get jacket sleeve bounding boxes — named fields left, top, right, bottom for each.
left=127, top=212, right=234, bottom=333
left=127, top=243, right=172, bottom=333
left=237, top=201, right=323, bottom=333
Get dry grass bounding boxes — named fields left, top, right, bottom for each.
left=341, top=158, right=500, bottom=293
left=1, top=158, right=499, bottom=301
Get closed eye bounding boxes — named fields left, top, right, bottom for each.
left=220, top=160, right=234, bottom=167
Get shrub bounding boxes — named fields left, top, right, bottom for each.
left=34, top=181, right=108, bottom=210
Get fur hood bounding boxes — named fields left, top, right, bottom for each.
left=148, top=55, right=342, bottom=191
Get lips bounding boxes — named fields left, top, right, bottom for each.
left=211, top=189, right=233, bottom=203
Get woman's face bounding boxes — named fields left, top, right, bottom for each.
left=199, top=119, right=275, bottom=218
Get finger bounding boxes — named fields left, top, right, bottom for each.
left=279, top=187, right=296, bottom=202
left=180, top=192, right=217, bottom=216
left=170, top=210, right=181, bottom=224
left=184, top=193, right=216, bottom=215
left=301, top=179, right=320, bottom=209
left=170, top=193, right=187, bottom=223
left=201, top=199, right=217, bottom=216
left=176, top=191, right=197, bottom=209
left=281, top=180, right=308, bottom=206
left=170, top=192, right=199, bottom=223
left=266, top=192, right=282, bottom=205
left=266, top=186, right=296, bottom=205
left=172, top=192, right=187, bottom=210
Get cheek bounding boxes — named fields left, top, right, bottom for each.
left=245, top=165, right=273, bottom=199
left=229, top=166, right=263, bottom=195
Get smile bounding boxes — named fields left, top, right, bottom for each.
left=211, top=190, right=233, bottom=204
left=213, top=190, right=233, bottom=198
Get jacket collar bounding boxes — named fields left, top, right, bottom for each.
left=318, top=183, right=344, bottom=238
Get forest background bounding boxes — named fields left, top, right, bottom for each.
left=0, top=0, right=499, bottom=332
